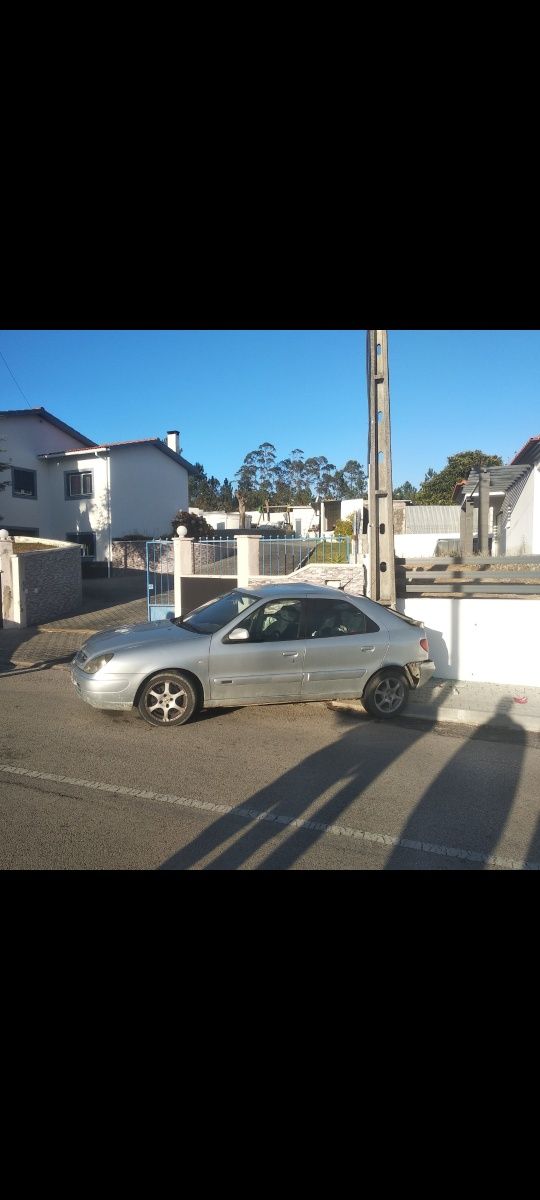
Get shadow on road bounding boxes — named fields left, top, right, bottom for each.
left=383, top=698, right=531, bottom=870
left=158, top=693, right=535, bottom=871
left=158, top=703, right=440, bottom=871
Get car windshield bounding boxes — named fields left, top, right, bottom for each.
left=175, top=590, right=260, bottom=635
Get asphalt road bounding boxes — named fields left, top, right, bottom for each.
left=1, top=664, right=539, bottom=870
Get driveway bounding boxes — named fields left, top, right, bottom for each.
left=0, top=573, right=148, bottom=668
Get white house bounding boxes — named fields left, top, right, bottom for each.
left=452, top=459, right=536, bottom=556
left=507, top=435, right=540, bottom=554
left=0, top=408, right=194, bottom=562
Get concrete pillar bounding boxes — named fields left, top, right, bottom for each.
left=478, top=469, right=490, bottom=555
left=0, top=531, right=14, bottom=627
left=235, top=535, right=261, bottom=588
left=460, top=501, right=474, bottom=556
left=367, top=330, right=396, bottom=607
left=173, top=534, right=194, bottom=617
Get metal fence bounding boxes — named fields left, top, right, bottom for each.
left=194, top=539, right=238, bottom=576
left=259, top=536, right=351, bottom=575
left=146, top=540, right=175, bottom=620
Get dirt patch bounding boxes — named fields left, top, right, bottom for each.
left=12, top=543, right=58, bottom=554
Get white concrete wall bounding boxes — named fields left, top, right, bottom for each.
left=340, top=499, right=364, bottom=532
left=505, top=472, right=536, bottom=555
left=535, top=469, right=540, bottom=553
left=200, top=506, right=318, bottom=534
left=398, top=596, right=540, bottom=686
left=0, top=412, right=85, bottom=534
left=394, top=533, right=457, bottom=558
left=109, top=445, right=188, bottom=543
left=45, top=452, right=110, bottom=559
left=42, top=445, right=188, bottom=561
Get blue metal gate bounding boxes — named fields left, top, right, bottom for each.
left=146, top=540, right=175, bottom=621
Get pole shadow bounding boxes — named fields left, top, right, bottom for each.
left=383, top=698, right=529, bottom=870
left=158, top=702, right=440, bottom=871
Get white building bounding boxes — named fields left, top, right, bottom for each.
left=0, top=408, right=194, bottom=562
left=507, top=436, right=540, bottom=554
left=195, top=505, right=319, bottom=536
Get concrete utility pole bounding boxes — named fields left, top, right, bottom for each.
left=367, top=330, right=396, bottom=607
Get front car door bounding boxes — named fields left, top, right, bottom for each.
left=209, top=597, right=305, bottom=704
left=301, top=596, right=389, bottom=700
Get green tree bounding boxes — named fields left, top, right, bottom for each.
left=334, top=459, right=367, bottom=499
left=189, top=462, right=221, bottom=509
left=393, top=481, right=418, bottom=500
left=169, top=510, right=215, bottom=539
left=416, top=451, right=503, bottom=505
left=218, top=478, right=234, bottom=512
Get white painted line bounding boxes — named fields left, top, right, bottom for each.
left=1, top=763, right=538, bottom=870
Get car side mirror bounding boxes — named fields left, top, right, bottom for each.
left=227, top=627, right=250, bottom=642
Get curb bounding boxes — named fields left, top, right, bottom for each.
left=406, top=703, right=539, bottom=734
left=329, top=699, right=540, bottom=734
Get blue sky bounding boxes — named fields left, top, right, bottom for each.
left=1, top=329, right=538, bottom=490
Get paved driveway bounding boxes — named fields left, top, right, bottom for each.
left=0, top=574, right=148, bottom=668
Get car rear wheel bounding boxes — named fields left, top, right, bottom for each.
left=361, top=669, right=409, bottom=719
left=137, top=671, right=198, bottom=727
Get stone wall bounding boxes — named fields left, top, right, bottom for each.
left=194, top=540, right=237, bottom=573
left=249, top=563, right=366, bottom=596
left=11, top=541, right=82, bottom=626
left=112, top=540, right=147, bottom=572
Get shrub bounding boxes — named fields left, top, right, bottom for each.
left=116, top=532, right=151, bottom=541
left=334, top=519, right=353, bottom=538
left=169, top=510, right=215, bottom=540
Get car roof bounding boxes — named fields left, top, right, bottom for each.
left=247, top=582, right=368, bottom=603
left=242, top=583, right=415, bottom=627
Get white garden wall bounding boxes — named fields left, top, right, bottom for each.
left=398, top=597, right=540, bottom=686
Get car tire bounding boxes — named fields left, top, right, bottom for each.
left=137, top=671, right=198, bottom=728
left=361, top=668, right=409, bottom=719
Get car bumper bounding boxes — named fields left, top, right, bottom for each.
left=415, top=660, right=436, bottom=689
left=70, top=662, right=139, bottom=710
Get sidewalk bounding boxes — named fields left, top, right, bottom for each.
left=0, top=576, right=148, bottom=673
left=1, top=579, right=539, bottom=732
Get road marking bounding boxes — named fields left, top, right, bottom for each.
left=1, top=762, right=539, bottom=870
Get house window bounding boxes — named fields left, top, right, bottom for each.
left=66, top=532, right=96, bottom=558
left=12, top=467, right=37, bottom=498
left=65, top=471, right=93, bottom=499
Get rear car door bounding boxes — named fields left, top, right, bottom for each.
left=209, top=597, right=305, bottom=703
left=301, top=597, right=389, bottom=700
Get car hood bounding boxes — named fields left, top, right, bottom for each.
left=77, top=620, right=207, bottom=658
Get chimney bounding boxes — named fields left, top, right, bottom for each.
left=167, top=430, right=180, bottom=454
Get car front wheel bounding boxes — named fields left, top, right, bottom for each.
left=361, top=669, right=409, bottom=719
left=137, top=671, right=198, bottom=727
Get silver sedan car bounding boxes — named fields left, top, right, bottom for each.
left=70, top=583, right=435, bottom=728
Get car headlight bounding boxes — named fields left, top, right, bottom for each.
left=83, top=653, right=115, bottom=674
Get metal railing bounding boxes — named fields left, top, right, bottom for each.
left=259, top=536, right=351, bottom=576
left=194, top=538, right=238, bottom=575
left=146, top=540, right=175, bottom=619
left=397, top=555, right=540, bottom=597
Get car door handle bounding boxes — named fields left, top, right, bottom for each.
left=360, top=646, right=375, bottom=652
left=282, top=651, right=299, bottom=658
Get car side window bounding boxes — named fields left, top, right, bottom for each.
left=238, top=599, right=302, bottom=642
left=305, top=598, right=379, bottom=638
